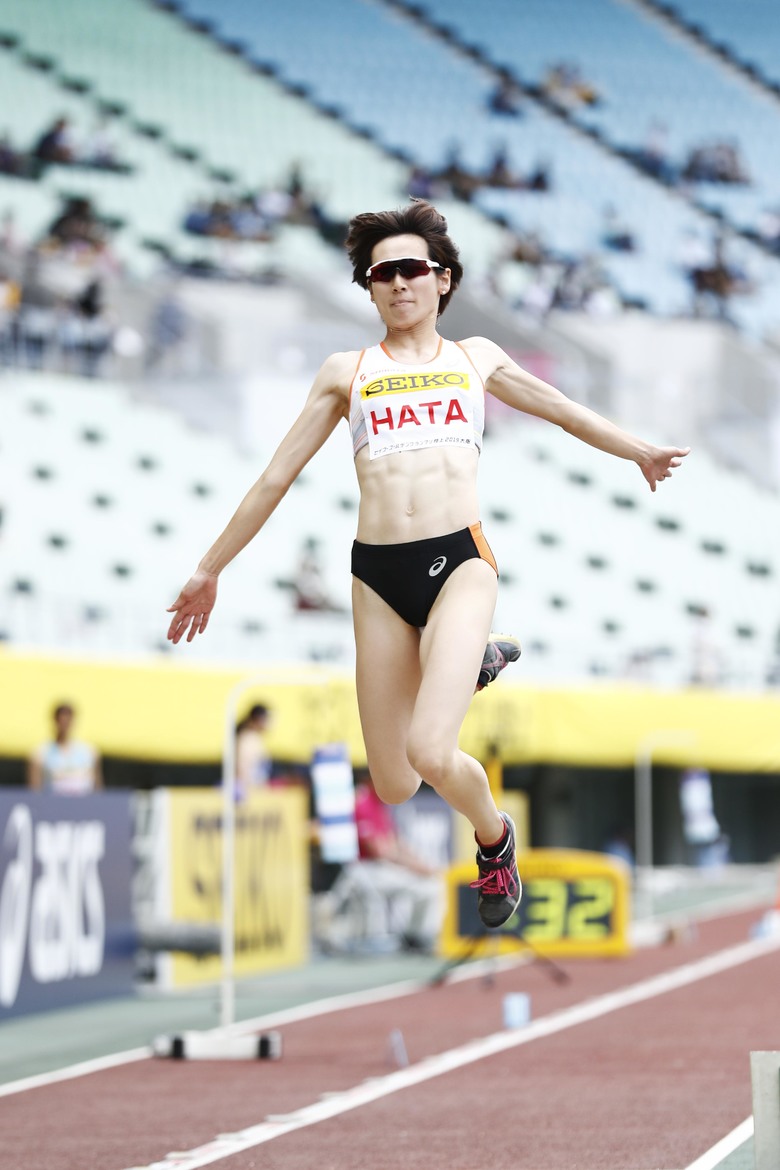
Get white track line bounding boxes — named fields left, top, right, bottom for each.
left=0, top=950, right=527, bottom=1099
left=119, top=931, right=780, bottom=1170
left=684, top=1116, right=754, bottom=1170
left=0, top=1048, right=150, bottom=1099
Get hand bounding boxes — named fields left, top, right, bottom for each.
left=166, top=569, right=218, bottom=643
left=639, top=445, right=691, bottom=492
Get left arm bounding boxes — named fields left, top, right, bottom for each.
left=463, top=336, right=690, bottom=491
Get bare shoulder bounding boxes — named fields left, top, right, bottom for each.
left=319, top=349, right=363, bottom=386
left=457, top=335, right=507, bottom=380
left=310, top=349, right=363, bottom=408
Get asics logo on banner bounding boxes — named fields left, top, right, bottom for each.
left=429, top=556, right=447, bottom=577
left=0, top=804, right=106, bottom=1008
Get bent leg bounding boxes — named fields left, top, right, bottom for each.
left=352, top=578, right=423, bottom=805
left=407, top=558, right=505, bottom=844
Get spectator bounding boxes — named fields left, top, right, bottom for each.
left=0, top=268, right=20, bottom=364
left=634, top=119, right=675, bottom=183
left=145, top=283, right=189, bottom=372
left=485, top=143, right=520, bottom=189
left=487, top=73, right=524, bottom=118
left=28, top=702, right=102, bottom=794
left=80, top=118, right=120, bottom=170
left=407, top=164, right=436, bottom=201
left=757, top=206, right=780, bottom=254
left=542, top=61, right=601, bottom=110
left=291, top=536, right=345, bottom=614
left=687, top=231, right=751, bottom=322
left=682, top=139, right=750, bottom=185
left=229, top=194, right=271, bottom=241
left=0, top=131, right=25, bottom=177
left=46, top=196, right=104, bottom=250
left=326, top=773, right=445, bottom=952
left=436, top=141, right=480, bottom=202
left=689, top=606, right=723, bottom=686
left=60, top=278, right=114, bottom=378
left=601, top=204, right=637, bottom=253
left=235, top=703, right=271, bottom=800
left=604, top=823, right=635, bottom=868
left=0, top=208, right=23, bottom=255
left=33, top=116, right=75, bottom=165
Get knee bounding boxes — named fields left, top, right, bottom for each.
left=367, top=757, right=420, bottom=805
left=406, top=736, right=454, bottom=792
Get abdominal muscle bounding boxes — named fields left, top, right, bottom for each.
left=353, top=445, right=481, bottom=544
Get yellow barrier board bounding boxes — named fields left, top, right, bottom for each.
left=4, top=650, right=780, bottom=771
left=441, top=848, right=631, bottom=959
left=165, top=787, right=309, bottom=987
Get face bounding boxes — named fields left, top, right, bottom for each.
left=367, top=234, right=451, bottom=325
left=55, top=708, right=74, bottom=736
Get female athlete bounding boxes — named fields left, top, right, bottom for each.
left=167, top=201, right=689, bottom=928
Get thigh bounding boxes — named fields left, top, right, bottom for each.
left=352, top=578, right=423, bottom=803
left=413, top=557, right=498, bottom=748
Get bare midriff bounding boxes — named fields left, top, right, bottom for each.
left=354, top=445, right=480, bottom=544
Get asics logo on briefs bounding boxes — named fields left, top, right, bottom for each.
left=429, top=556, right=447, bottom=577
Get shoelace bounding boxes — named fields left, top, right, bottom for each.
left=470, top=858, right=517, bottom=895
left=478, top=646, right=505, bottom=690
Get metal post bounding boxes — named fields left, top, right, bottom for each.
left=219, top=671, right=334, bottom=1030
left=751, top=1051, right=780, bottom=1170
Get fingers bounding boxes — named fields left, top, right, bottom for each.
left=167, top=609, right=203, bottom=643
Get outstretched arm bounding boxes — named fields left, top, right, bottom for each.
left=463, top=336, right=690, bottom=491
left=167, top=353, right=352, bottom=644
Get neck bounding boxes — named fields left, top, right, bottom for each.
left=382, top=321, right=442, bottom=362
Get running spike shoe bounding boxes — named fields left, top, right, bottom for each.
left=476, top=635, right=522, bottom=691
left=471, top=812, right=522, bottom=928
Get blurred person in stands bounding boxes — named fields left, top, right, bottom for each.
left=0, top=267, right=20, bottom=364
left=542, top=61, right=601, bottom=109
left=145, top=282, right=189, bottom=373
left=689, top=606, right=723, bottom=687
left=167, top=200, right=689, bottom=932
left=32, top=116, right=75, bottom=165
left=80, top=117, right=127, bottom=171
left=601, top=204, right=636, bottom=253
left=28, top=702, right=102, bottom=795
left=292, top=536, right=346, bottom=613
left=0, top=132, right=25, bottom=177
left=634, top=119, right=675, bottom=184
left=326, top=771, right=444, bottom=952
left=235, top=703, right=271, bottom=800
left=487, top=72, right=524, bottom=118
left=59, top=278, right=114, bottom=378
left=45, top=196, right=104, bottom=251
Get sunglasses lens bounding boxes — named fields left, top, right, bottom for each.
left=369, top=259, right=436, bottom=282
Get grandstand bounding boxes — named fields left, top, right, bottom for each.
left=0, top=0, right=779, bottom=689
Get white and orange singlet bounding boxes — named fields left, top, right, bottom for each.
left=349, top=338, right=485, bottom=461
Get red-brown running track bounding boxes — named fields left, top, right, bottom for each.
left=3, top=907, right=778, bottom=1170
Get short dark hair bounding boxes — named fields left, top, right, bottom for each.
left=53, top=702, right=74, bottom=720
left=345, top=200, right=463, bottom=315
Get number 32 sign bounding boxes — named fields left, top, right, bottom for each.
left=442, top=849, right=631, bottom=958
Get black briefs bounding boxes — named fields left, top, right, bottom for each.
left=351, top=522, right=498, bottom=628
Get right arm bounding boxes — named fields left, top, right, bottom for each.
left=167, top=352, right=353, bottom=644
left=27, top=753, right=43, bottom=790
